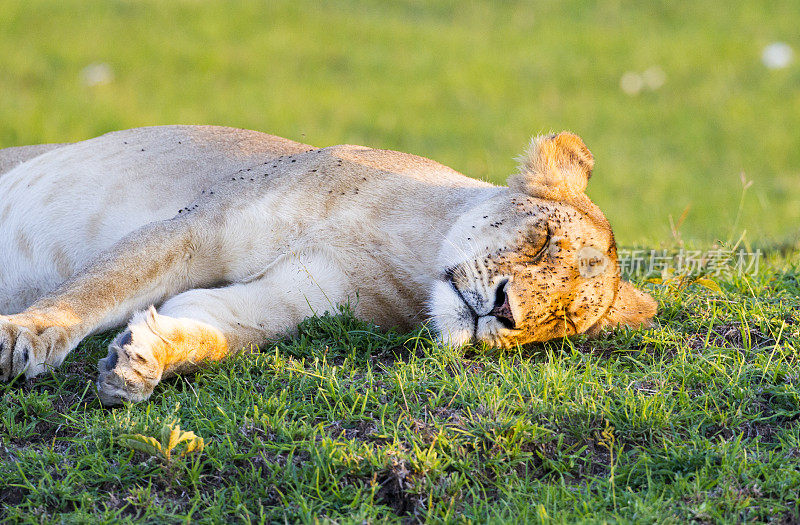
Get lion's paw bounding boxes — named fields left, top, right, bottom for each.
left=96, top=306, right=229, bottom=406
left=96, top=329, right=164, bottom=406
left=0, top=316, right=68, bottom=381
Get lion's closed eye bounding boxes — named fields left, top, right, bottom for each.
left=524, top=224, right=551, bottom=263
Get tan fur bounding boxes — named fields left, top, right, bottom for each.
left=0, top=126, right=656, bottom=405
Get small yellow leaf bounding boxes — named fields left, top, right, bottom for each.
left=167, top=424, right=183, bottom=452
left=180, top=436, right=205, bottom=457
left=118, top=421, right=205, bottom=463
left=118, top=434, right=163, bottom=457
left=694, top=277, right=723, bottom=294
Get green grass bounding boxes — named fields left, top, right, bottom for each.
left=2, top=1, right=800, bottom=522
left=0, top=0, right=798, bottom=243
left=1, top=264, right=799, bottom=523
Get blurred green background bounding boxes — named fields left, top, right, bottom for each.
left=1, top=0, right=797, bottom=245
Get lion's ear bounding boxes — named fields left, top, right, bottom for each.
left=507, top=132, right=594, bottom=201
left=587, top=280, right=657, bottom=335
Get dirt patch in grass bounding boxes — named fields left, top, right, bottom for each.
left=375, top=456, right=420, bottom=517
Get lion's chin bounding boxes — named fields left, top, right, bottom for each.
left=435, top=329, right=473, bottom=349
left=428, top=280, right=476, bottom=348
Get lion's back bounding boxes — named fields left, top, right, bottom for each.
left=0, top=126, right=313, bottom=313
left=0, top=143, right=72, bottom=177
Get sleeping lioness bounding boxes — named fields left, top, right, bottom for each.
left=0, top=126, right=656, bottom=405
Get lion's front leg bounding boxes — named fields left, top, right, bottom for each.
left=0, top=217, right=223, bottom=382
left=96, top=253, right=349, bottom=405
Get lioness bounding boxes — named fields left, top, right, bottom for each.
left=0, top=126, right=655, bottom=405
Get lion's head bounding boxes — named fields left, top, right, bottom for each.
left=429, top=132, right=656, bottom=348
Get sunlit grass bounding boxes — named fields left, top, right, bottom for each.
left=1, top=262, right=799, bottom=522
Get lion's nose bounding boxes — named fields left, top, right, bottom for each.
left=489, top=279, right=515, bottom=329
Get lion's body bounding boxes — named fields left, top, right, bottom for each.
left=0, top=126, right=655, bottom=405
left=0, top=126, right=492, bottom=321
